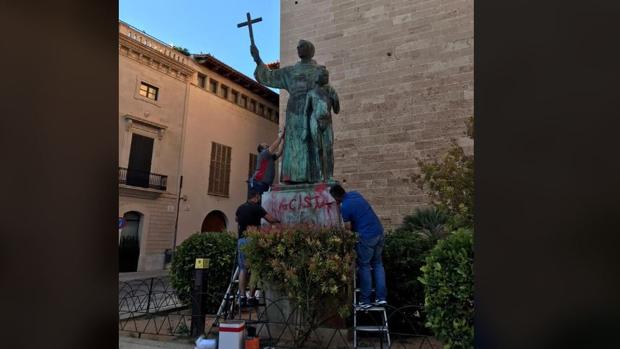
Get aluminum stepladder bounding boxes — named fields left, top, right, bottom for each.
left=353, top=264, right=391, bottom=348
left=208, top=253, right=269, bottom=338
left=213, top=264, right=241, bottom=325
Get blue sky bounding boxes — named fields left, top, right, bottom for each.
left=119, top=0, right=280, bottom=80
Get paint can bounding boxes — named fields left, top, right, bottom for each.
left=194, top=335, right=216, bottom=349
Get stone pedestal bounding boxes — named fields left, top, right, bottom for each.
left=259, top=182, right=346, bottom=346
left=261, top=182, right=342, bottom=227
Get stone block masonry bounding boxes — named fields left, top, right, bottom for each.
left=280, top=0, right=473, bottom=229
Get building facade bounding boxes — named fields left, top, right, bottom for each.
left=280, top=0, right=474, bottom=229
left=118, top=21, right=279, bottom=272
left=175, top=55, right=279, bottom=245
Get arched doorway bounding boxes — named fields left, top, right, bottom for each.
left=201, top=210, right=227, bottom=232
left=119, top=211, right=142, bottom=272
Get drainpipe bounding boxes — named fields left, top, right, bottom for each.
left=171, top=71, right=192, bottom=261
left=172, top=175, right=183, bottom=256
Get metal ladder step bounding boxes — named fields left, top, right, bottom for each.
left=356, top=325, right=389, bottom=332
left=353, top=264, right=390, bottom=349
left=354, top=305, right=386, bottom=311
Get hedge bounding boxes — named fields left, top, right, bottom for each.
left=419, top=228, right=474, bottom=349
left=169, top=232, right=236, bottom=312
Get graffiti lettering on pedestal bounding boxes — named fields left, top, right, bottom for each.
left=262, top=184, right=342, bottom=227
left=278, top=193, right=333, bottom=212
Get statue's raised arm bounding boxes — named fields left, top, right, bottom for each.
left=251, top=45, right=288, bottom=90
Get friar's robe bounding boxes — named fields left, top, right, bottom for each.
left=254, top=60, right=322, bottom=183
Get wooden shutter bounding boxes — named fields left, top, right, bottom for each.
left=208, top=143, right=217, bottom=194
left=224, top=146, right=231, bottom=195
left=248, top=153, right=258, bottom=178
left=208, top=142, right=232, bottom=197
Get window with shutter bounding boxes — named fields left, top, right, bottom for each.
left=208, top=142, right=232, bottom=197
left=248, top=153, right=258, bottom=179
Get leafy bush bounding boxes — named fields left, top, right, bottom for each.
left=243, top=225, right=356, bottom=317
left=414, top=117, right=474, bottom=229
left=396, top=207, right=450, bottom=239
left=169, top=232, right=236, bottom=311
left=384, top=230, right=436, bottom=308
left=173, top=46, right=191, bottom=56
left=419, top=228, right=474, bottom=349
left=243, top=225, right=356, bottom=346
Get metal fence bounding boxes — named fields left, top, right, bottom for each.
left=119, top=276, right=439, bottom=348
left=119, top=276, right=192, bottom=337
left=118, top=167, right=168, bottom=191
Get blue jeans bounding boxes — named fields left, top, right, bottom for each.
left=356, top=233, right=387, bottom=303
left=247, top=178, right=270, bottom=198
left=238, top=238, right=249, bottom=271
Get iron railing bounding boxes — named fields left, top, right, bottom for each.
left=119, top=167, right=167, bottom=191
left=118, top=276, right=439, bottom=348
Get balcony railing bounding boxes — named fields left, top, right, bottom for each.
left=119, top=167, right=167, bottom=191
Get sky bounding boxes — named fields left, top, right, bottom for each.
left=119, top=0, right=280, bottom=80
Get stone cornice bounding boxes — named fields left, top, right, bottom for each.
left=123, top=114, right=167, bottom=139
left=119, top=35, right=195, bottom=82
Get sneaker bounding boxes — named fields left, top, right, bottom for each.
left=374, top=300, right=387, bottom=306
left=356, top=302, right=373, bottom=310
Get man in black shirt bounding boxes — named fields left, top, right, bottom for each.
left=236, top=189, right=280, bottom=306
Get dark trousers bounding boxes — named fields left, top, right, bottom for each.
left=247, top=178, right=270, bottom=199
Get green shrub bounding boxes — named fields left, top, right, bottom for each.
left=243, top=225, right=356, bottom=318
left=383, top=230, right=436, bottom=335
left=414, top=117, right=474, bottom=230
left=173, top=46, right=191, bottom=56
left=384, top=230, right=436, bottom=308
left=419, top=228, right=474, bottom=349
left=169, top=232, right=236, bottom=311
left=396, top=207, right=450, bottom=239
left=243, top=225, right=356, bottom=347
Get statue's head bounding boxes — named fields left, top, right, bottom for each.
left=316, top=66, right=329, bottom=85
left=297, top=40, right=315, bottom=60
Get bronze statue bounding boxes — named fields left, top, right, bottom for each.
left=305, top=66, right=339, bottom=182
left=251, top=40, right=324, bottom=183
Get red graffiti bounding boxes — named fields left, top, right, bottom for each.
left=302, top=195, right=311, bottom=208
left=276, top=193, right=334, bottom=212
left=263, top=184, right=342, bottom=227
left=314, top=182, right=328, bottom=192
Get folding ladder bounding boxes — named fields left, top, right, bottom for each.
left=208, top=262, right=267, bottom=337
left=353, top=266, right=391, bottom=348
left=214, top=265, right=241, bottom=324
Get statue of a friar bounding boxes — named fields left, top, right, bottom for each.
left=250, top=40, right=324, bottom=184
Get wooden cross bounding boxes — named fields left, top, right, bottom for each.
left=237, top=12, right=262, bottom=46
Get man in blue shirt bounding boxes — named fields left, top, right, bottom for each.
left=330, top=184, right=387, bottom=308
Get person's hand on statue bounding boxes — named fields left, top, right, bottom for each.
left=250, top=45, right=261, bottom=63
